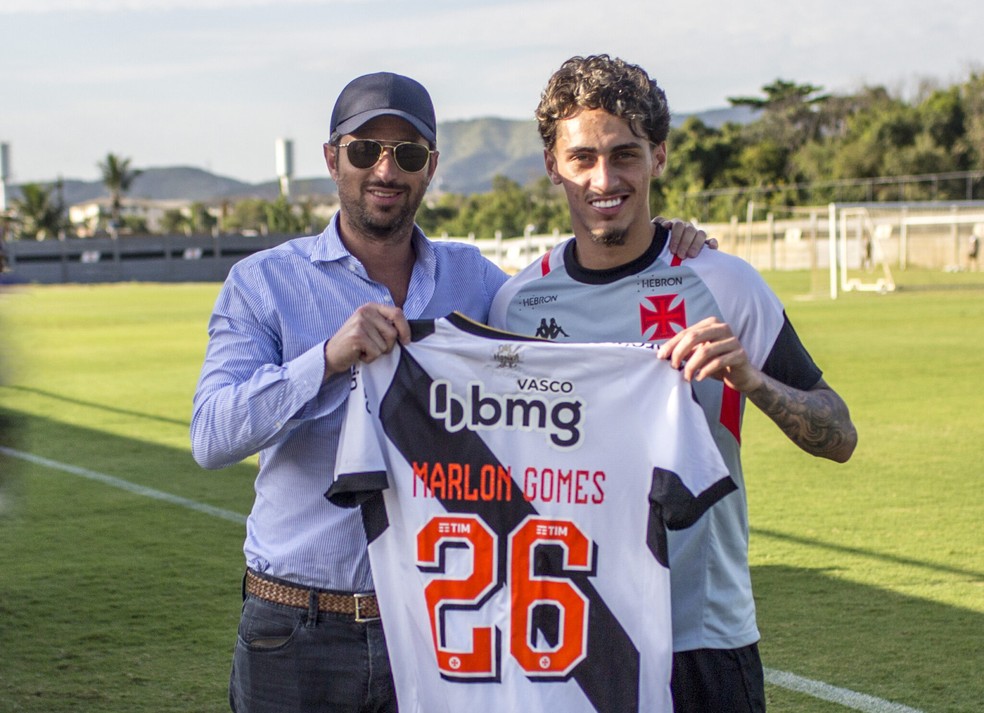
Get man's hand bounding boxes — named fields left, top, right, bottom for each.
left=657, top=317, right=762, bottom=393
left=655, top=217, right=719, bottom=259
left=658, top=316, right=858, bottom=462
left=323, top=303, right=411, bottom=380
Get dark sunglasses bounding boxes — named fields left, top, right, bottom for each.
left=337, top=139, right=435, bottom=173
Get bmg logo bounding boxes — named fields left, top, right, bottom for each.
left=429, top=380, right=583, bottom=449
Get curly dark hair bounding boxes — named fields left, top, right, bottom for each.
left=536, top=55, right=670, bottom=152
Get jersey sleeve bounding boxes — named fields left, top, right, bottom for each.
left=761, top=314, right=823, bottom=390
left=324, top=363, right=390, bottom=507
left=649, top=371, right=736, bottom=528
left=634, top=355, right=737, bottom=567
left=689, top=252, right=816, bottom=377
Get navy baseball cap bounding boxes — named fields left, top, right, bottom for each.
left=330, top=72, right=437, bottom=144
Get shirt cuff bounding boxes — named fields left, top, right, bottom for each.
left=285, top=339, right=349, bottom=420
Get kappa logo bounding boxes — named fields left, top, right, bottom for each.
left=535, top=318, right=569, bottom=340
left=640, top=294, right=687, bottom=341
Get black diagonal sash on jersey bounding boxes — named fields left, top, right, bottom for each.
left=376, top=344, right=640, bottom=713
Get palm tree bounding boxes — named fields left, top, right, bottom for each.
left=98, top=153, right=141, bottom=232
left=12, top=183, right=64, bottom=240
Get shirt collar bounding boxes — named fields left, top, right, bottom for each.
left=311, top=213, right=353, bottom=264
left=311, top=212, right=438, bottom=282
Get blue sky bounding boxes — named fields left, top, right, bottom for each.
left=2, top=0, right=980, bottom=184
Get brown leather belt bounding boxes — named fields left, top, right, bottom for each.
left=245, top=570, right=380, bottom=622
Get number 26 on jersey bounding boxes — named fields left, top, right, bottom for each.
left=416, top=513, right=592, bottom=680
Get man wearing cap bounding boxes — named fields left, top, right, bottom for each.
left=191, top=72, right=709, bottom=713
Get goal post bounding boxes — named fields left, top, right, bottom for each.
left=828, top=204, right=896, bottom=298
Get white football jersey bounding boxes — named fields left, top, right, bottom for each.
left=328, top=313, right=734, bottom=713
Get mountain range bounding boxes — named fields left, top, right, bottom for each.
left=8, top=107, right=757, bottom=206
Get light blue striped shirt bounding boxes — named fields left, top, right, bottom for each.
left=191, top=214, right=508, bottom=591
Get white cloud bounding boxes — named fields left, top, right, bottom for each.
left=0, top=0, right=352, bottom=14
left=4, top=0, right=982, bottom=183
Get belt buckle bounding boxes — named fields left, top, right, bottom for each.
left=354, top=593, right=379, bottom=623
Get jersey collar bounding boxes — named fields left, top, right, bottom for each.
left=563, top=222, right=669, bottom=285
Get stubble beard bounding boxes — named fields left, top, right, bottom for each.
left=593, top=227, right=628, bottom=247
left=353, top=199, right=417, bottom=240
left=338, top=178, right=422, bottom=242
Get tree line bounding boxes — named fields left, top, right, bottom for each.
left=3, top=154, right=146, bottom=241
left=418, top=72, right=984, bottom=236
left=5, top=71, right=984, bottom=242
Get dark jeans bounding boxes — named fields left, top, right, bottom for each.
left=229, top=594, right=396, bottom=713
left=671, top=643, right=766, bottom=713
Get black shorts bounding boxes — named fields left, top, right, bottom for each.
left=671, top=643, right=766, bottom=713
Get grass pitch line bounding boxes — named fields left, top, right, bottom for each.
left=4, top=445, right=927, bottom=713
left=0, top=446, right=247, bottom=525
left=765, top=669, right=924, bottom=712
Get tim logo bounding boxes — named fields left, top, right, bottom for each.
left=493, top=344, right=521, bottom=369
left=640, top=294, right=687, bottom=340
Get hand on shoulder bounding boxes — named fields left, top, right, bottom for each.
left=655, top=217, right=718, bottom=259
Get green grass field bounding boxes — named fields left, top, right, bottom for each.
left=1, top=273, right=982, bottom=712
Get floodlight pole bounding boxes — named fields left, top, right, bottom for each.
left=0, top=142, right=9, bottom=212
left=828, top=203, right=838, bottom=299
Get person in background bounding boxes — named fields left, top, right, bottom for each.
left=191, top=70, right=711, bottom=713
left=489, top=54, right=857, bottom=713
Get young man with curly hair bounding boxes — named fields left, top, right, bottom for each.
left=490, top=55, right=857, bottom=713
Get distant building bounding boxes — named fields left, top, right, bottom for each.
left=66, top=194, right=339, bottom=237
left=68, top=197, right=192, bottom=236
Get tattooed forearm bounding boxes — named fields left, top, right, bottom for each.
left=746, top=376, right=857, bottom=462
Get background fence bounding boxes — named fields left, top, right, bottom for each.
left=0, top=232, right=290, bottom=284
left=2, top=202, right=982, bottom=285
left=697, top=201, right=984, bottom=273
